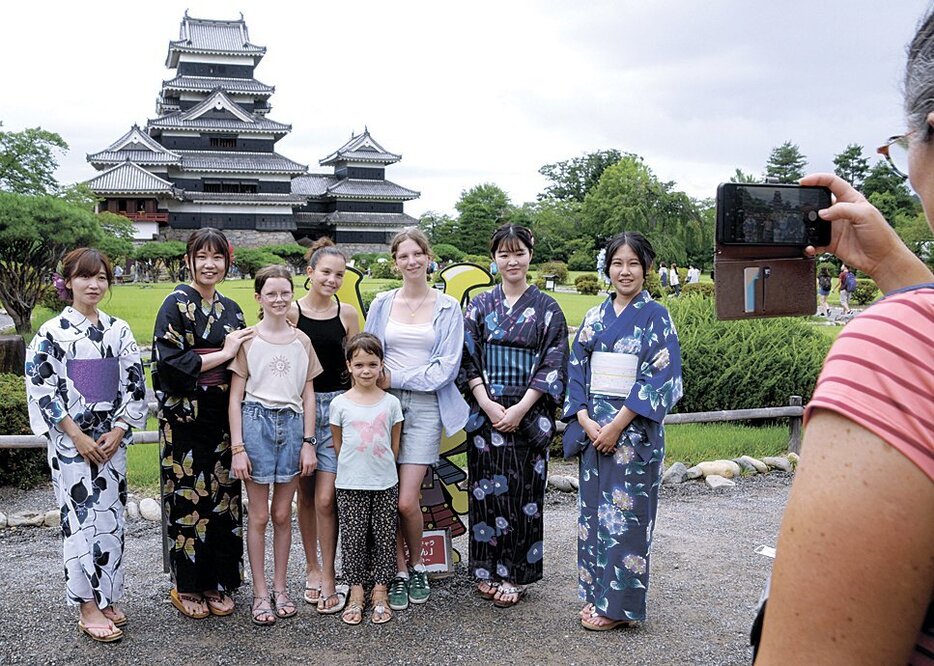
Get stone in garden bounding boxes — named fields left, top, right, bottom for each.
left=0, top=512, right=6, bottom=528
left=762, top=456, right=792, bottom=473
left=548, top=475, right=574, bottom=493
left=696, top=460, right=742, bottom=479
left=787, top=452, right=800, bottom=467
left=733, top=458, right=757, bottom=474
left=126, top=501, right=140, bottom=521
left=684, top=466, right=703, bottom=480
left=568, top=476, right=579, bottom=490
left=44, top=509, right=59, bottom=528
left=662, top=462, right=689, bottom=484
left=739, top=456, right=769, bottom=474
left=8, top=511, right=45, bottom=528
left=139, top=498, right=161, bottom=521
left=706, top=475, right=736, bottom=490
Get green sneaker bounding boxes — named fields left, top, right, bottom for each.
left=408, top=569, right=430, bottom=604
left=388, top=576, right=409, bottom=611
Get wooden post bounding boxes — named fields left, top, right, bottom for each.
left=788, top=395, right=803, bottom=454
left=0, top=335, right=26, bottom=376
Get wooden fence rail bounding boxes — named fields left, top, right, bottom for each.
left=0, top=396, right=805, bottom=454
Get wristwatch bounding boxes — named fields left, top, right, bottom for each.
left=302, top=436, right=317, bottom=446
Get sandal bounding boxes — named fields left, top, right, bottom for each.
left=371, top=592, right=393, bottom=625
left=342, top=590, right=365, bottom=626
left=476, top=580, right=500, bottom=600
left=493, top=583, right=527, bottom=608
left=303, top=583, right=321, bottom=605
left=101, top=605, right=127, bottom=628
left=580, top=605, right=637, bottom=631
left=78, top=619, right=123, bottom=643
left=203, top=591, right=235, bottom=617
left=251, top=596, right=276, bottom=626
left=170, top=589, right=209, bottom=619
left=272, top=589, right=297, bottom=619
left=317, top=585, right=349, bottom=615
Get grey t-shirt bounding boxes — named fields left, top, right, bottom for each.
left=329, top=392, right=403, bottom=490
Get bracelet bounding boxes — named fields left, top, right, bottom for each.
left=231, top=444, right=246, bottom=455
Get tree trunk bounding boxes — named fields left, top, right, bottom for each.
left=6, top=303, right=32, bottom=336
left=0, top=335, right=26, bottom=375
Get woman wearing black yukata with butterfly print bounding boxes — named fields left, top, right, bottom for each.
left=151, top=228, right=254, bottom=619
left=26, top=248, right=147, bottom=643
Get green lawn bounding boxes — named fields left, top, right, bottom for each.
left=126, top=422, right=789, bottom=492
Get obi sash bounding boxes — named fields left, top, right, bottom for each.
left=484, top=343, right=534, bottom=397
left=195, top=347, right=228, bottom=386
left=67, top=357, right=119, bottom=404
left=589, top=351, right=638, bottom=399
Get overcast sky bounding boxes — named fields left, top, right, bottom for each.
left=3, top=1, right=930, bottom=216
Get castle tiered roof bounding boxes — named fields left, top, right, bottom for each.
left=174, top=151, right=307, bottom=174
left=87, top=125, right=181, bottom=167
left=148, top=89, right=291, bottom=135
left=292, top=174, right=418, bottom=200
left=166, top=13, right=266, bottom=68
left=319, top=129, right=402, bottom=166
left=85, top=161, right=179, bottom=196
left=162, top=75, right=275, bottom=97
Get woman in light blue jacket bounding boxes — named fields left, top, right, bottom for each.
left=364, top=227, right=468, bottom=611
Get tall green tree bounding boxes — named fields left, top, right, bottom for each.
left=522, top=199, right=583, bottom=262
left=0, top=192, right=102, bottom=333
left=729, top=168, right=758, bottom=183
left=765, top=141, right=808, bottom=183
left=833, top=144, right=870, bottom=190
left=538, top=149, right=623, bottom=202
left=0, top=123, right=69, bottom=196
left=580, top=155, right=704, bottom=264
left=862, top=160, right=919, bottom=220
left=418, top=211, right=458, bottom=246
left=453, top=183, right=512, bottom=254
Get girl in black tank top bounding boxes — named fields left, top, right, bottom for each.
left=288, top=239, right=360, bottom=613
left=296, top=299, right=350, bottom=392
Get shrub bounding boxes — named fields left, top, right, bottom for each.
left=462, top=254, right=489, bottom=267
left=681, top=282, right=715, bottom=298
left=645, top=270, right=663, bottom=299
left=351, top=252, right=381, bottom=270
left=574, top=274, right=601, bottom=295
left=539, top=261, right=569, bottom=284
left=233, top=248, right=282, bottom=278
left=369, top=260, right=396, bottom=279
left=851, top=278, right=880, bottom=306
left=533, top=276, right=547, bottom=290
left=433, top=243, right=465, bottom=263
left=0, top=373, right=48, bottom=489
left=360, top=280, right=402, bottom=312
left=568, top=250, right=594, bottom=272
left=665, top=296, right=831, bottom=414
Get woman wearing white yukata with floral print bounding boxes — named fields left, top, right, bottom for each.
left=26, top=248, right=147, bottom=643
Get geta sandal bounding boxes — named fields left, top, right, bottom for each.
left=101, top=605, right=127, bottom=627
left=78, top=619, right=123, bottom=643
left=580, top=606, right=637, bottom=631
left=170, top=589, right=209, bottom=619
left=476, top=580, right=500, bottom=600
left=203, top=591, right=235, bottom=616
left=493, top=583, right=527, bottom=608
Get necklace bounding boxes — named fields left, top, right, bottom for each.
left=403, top=289, right=431, bottom=318
left=304, top=296, right=334, bottom=313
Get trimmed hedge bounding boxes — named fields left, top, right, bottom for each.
left=681, top=282, right=715, bottom=298
left=851, top=278, right=880, bottom=306
left=574, top=274, right=601, bottom=295
left=538, top=261, right=569, bottom=284
left=0, top=373, right=48, bottom=489
left=667, top=296, right=831, bottom=414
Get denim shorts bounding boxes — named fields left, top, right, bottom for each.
left=314, top=390, right=342, bottom=474
left=390, top=389, right=442, bottom=465
left=241, top=402, right=303, bottom=484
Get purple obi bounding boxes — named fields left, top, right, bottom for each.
left=66, top=357, right=119, bottom=404
left=194, top=347, right=229, bottom=386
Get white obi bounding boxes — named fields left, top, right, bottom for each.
left=590, top=351, right=638, bottom=398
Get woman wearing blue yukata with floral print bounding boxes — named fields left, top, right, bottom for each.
left=562, top=232, right=682, bottom=631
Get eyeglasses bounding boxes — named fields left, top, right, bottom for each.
left=260, top=291, right=292, bottom=302
left=877, top=133, right=911, bottom=179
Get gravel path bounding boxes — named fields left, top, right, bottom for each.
left=0, top=469, right=791, bottom=665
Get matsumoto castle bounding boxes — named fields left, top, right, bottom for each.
left=85, top=13, right=420, bottom=253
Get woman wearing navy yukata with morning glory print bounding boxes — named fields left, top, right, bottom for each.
left=461, top=224, right=568, bottom=608
left=562, top=231, right=682, bottom=631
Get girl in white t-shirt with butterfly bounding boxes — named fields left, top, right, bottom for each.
left=329, top=332, right=403, bottom=625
